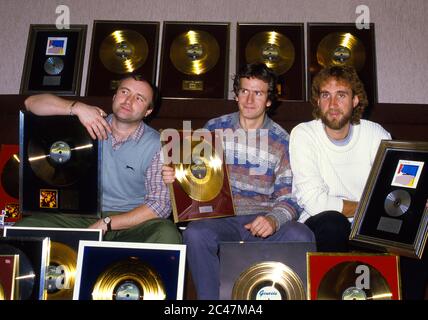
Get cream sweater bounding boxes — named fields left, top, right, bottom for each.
left=289, top=119, right=391, bottom=223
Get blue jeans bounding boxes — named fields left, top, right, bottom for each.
left=183, top=214, right=315, bottom=299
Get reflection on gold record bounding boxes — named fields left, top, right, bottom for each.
left=245, top=31, right=295, bottom=75
left=174, top=137, right=224, bottom=202
left=170, top=30, right=220, bottom=75
left=99, top=29, right=148, bottom=74
left=92, top=257, right=166, bottom=300
left=318, top=261, right=392, bottom=300
left=232, top=261, right=305, bottom=300
left=317, top=32, right=366, bottom=71
left=0, top=283, right=4, bottom=300
left=46, top=241, right=77, bottom=300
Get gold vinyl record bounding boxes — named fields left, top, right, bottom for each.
left=317, top=261, right=392, bottom=300
left=232, top=261, right=306, bottom=300
left=99, top=29, right=148, bottom=74
left=316, top=32, right=366, bottom=71
left=384, top=189, right=411, bottom=217
left=245, top=31, right=295, bottom=75
left=174, top=137, right=224, bottom=202
left=169, top=30, right=220, bottom=75
left=92, top=257, right=166, bottom=300
left=46, top=241, right=77, bottom=300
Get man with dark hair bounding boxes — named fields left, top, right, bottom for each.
left=162, top=63, right=315, bottom=299
left=14, top=76, right=181, bottom=244
left=290, top=65, right=391, bottom=251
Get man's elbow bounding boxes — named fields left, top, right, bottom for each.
left=24, top=96, right=35, bottom=112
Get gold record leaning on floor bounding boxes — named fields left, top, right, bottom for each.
left=232, top=261, right=306, bottom=300
left=169, top=30, right=220, bottom=75
left=317, top=261, right=392, bottom=300
left=316, top=32, right=366, bottom=71
left=46, top=241, right=77, bottom=300
left=245, top=31, right=295, bottom=75
left=99, top=29, right=148, bottom=74
left=173, top=137, right=224, bottom=202
left=92, top=257, right=166, bottom=300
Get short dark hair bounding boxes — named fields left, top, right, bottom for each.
left=233, top=63, right=278, bottom=111
left=117, top=75, right=159, bottom=110
left=311, top=65, right=368, bottom=124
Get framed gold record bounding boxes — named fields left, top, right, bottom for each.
left=307, top=23, right=377, bottom=107
left=73, top=241, right=186, bottom=300
left=161, top=130, right=235, bottom=223
left=350, top=140, right=428, bottom=259
left=4, top=226, right=102, bottom=300
left=20, top=24, right=86, bottom=96
left=237, top=23, right=305, bottom=101
left=307, top=253, right=401, bottom=300
left=86, top=20, right=159, bottom=96
left=159, top=22, right=230, bottom=99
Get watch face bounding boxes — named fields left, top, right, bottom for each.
left=104, top=217, right=111, bottom=224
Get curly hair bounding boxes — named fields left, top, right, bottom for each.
left=233, top=63, right=278, bottom=112
left=310, top=65, right=368, bottom=124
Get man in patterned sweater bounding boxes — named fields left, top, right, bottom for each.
left=162, top=63, right=315, bottom=299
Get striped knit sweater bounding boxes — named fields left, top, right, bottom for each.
left=204, top=112, right=302, bottom=228
left=289, top=119, right=391, bottom=223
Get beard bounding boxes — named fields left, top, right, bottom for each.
left=318, top=107, right=352, bottom=130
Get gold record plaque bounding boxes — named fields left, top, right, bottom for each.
left=307, top=23, right=377, bottom=106
left=237, top=23, right=305, bottom=101
left=86, top=21, right=159, bottom=96
left=160, top=22, right=229, bottom=98
left=161, top=130, right=235, bottom=223
left=307, top=253, right=401, bottom=300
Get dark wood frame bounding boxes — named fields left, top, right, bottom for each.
left=20, top=24, right=86, bottom=96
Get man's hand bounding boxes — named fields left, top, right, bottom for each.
left=73, top=102, right=111, bottom=140
left=162, top=165, right=176, bottom=184
left=88, top=219, right=108, bottom=235
left=244, top=216, right=277, bottom=238
left=342, top=200, right=359, bottom=218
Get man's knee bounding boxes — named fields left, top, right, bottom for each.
left=280, top=221, right=315, bottom=242
left=183, top=220, right=216, bottom=244
left=149, top=219, right=182, bottom=244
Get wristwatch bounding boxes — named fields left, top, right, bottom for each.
left=103, top=216, right=112, bottom=232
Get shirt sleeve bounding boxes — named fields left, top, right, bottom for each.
left=266, top=137, right=302, bottom=227
left=143, top=151, right=172, bottom=218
